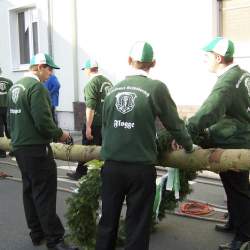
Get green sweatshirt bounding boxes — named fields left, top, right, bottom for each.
left=0, top=77, right=13, bottom=107
left=101, top=74, right=193, bottom=164
left=188, top=65, right=250, bottom=148
left=84, top=75, right=112, bottom=126
left=7, top=75, right=63, bottom=150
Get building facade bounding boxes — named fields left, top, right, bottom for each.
left=0, top=0, right=249, bottom=130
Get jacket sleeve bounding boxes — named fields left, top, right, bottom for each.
left=49, top=75, right=61, bottom=94
left=29, top=83, right=63, bottom=140
left=84, top=79, right=99, bottom=110
left=188, top=81, right=233, bottom=133
left=152, top=82, right=193, bottom=151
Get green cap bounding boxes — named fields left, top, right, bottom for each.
left=30, top=53, right=60, bottom=69
left=203, top=37, right=234, bottom=58
left=130, top=41, right=154, bottom=62
left=81, top=59, right=98, bottom=70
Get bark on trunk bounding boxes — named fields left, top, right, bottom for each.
left=0, top=137, right=248, bottom=172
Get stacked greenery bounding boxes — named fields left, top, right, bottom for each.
left=65, top=129, right=197, bottom=249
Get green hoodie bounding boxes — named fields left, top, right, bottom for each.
left=188, top=65, right=250, bottom=148
left=84, top=74, right=112, bottom=126
left=7, top=75, right=63, bottom=150
left=101, top=74, right=193, bottom=164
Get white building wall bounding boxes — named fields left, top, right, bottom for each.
left=50, top=0, right=78, bottom=130
left=1, top=0, right=238, bottom=130
left=76, top=0, right=218, bottom=106
left=0, top=0, right=49, bottom=82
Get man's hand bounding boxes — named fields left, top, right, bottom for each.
left=86, top=126, right=93, bottom=140
left=59, top=131, right=70, bottom=143
left=171, top=139, right=182, bottom=151
left=185, top=144, right=200, bottom=153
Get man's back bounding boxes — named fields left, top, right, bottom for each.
left=189, top=65, right=250, bottom=148
left=7, top=76, right=62, bottom=149
left=84, top=74, right=112, bottom=126
left=101, top=74, right=193, bottom=164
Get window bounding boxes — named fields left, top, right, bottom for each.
left=9, top=7, right=39, bottom=70
left=217, top=0, right=250, bottom=70
left=218, top=0, right=250, bottom=41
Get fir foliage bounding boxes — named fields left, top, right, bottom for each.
left=66, top=130, right=197, bottom=249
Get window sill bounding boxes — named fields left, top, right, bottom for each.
left=12, top=64, right=29, bottom=72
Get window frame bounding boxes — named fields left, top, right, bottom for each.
left=9, top=4, right=40, bottom=72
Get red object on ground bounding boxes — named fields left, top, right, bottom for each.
left=0, top=171, right=12, bottom=178
left=180, top=201, right=214, bottom=216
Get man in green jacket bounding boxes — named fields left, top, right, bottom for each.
left=7, top=53, right=78, bottom=250
left=187, top=37, right=250, bottom=250
left=0, top=67, right=13, bottom=157
left=95, top=41, right=194, bottom=250
left=67, top=59, right=112, bottom=180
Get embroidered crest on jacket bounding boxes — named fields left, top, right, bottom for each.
left=115, top=92, right=137, bottom=114
left=12, top=88, right=20, bottom=104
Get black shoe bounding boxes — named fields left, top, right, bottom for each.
left=219, top=240, right=248, bottom=250
left=30, top=231, right=45, bottom=246
left=66, top=171, right=85, bottom=181
left=0, top=152, right=6, bottom=158
left=66, top=165, right=87, bottom=180
left=32, top=237, right=46, bottom=246
left=8, top=151, right=15, bottom=157
left=47, top=241, right=79, bottom=250
left=215, top=221, right=234, bottom=233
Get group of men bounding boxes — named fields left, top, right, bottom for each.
left=1, top=36, right=250, bottom=250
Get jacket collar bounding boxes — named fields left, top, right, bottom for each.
left=24, top=72, right=40, bottom=82
left=217, top=63, right=238, bottom=77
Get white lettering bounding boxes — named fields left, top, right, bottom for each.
left=107, top=86, right=150, bottom=98
left=236, top=73, right=250, bottom=88
left=113, top=120, right=135, bottom=129
left=126, top=86, right=150, bottom=97
left=107, top=87, right=126, bottom=96
left=10, top=109, right=21, bottom=114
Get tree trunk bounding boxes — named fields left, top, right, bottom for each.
left=0, top=137, right=249, bottom=172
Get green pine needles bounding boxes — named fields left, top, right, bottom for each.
left=65, top=130, right=197, bottom=249
left=66, top=165, right=101, bottom=250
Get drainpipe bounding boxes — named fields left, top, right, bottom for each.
left=72, top=0, right=79, bottom=102
left=212, top=0, right=222, bottom=36
left=47, top=0, right=53, bottom=56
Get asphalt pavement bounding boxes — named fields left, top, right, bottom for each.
left=0, top=145, right=234, bottom=250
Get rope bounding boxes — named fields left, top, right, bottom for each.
left=180, top=201, right=214, bottom=216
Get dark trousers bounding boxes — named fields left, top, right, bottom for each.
left=14, top=145, right=65, bottom=248
left=76, top=124, right=102, bottom=172
left=95, top=161, right=156, bottom=250
left=81, top=124, right=102, bottom=145
left=51, top=106, right=58, bottom=126
left=220, top=170, right=250, bottom=241
left=0, top=107, right=10, bottom=154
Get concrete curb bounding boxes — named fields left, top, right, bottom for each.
left=198, top=171, right=220, bottom=180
